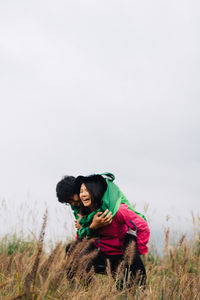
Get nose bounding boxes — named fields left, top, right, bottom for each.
left=80, top=189, right=86, bottom=196
left=82, top=190, right=87, bottom=197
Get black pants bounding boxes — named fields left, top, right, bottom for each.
left=66, top=234, right=146, bottom=287
left=81, top=241, right=123, bottom=275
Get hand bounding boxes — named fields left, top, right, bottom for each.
left=90, top=209, right=113, bottom=231
left=75, top=213, right=82, bottom=230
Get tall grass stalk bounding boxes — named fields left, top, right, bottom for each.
left=0, top=214, right=199, bottom=299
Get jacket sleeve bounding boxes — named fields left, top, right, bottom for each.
left=71, top=206, right=95, bottom=239
left=77, top=226, right=96, bottom=239
left=116, top=204, right=150, bottom=255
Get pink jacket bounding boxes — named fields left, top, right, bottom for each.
left=93, top=204, right=150, bottom=255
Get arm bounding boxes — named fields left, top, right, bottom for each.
left=77, top=209, right=113, bottom=238
left=71, top=207, right=94, bottom=238
left=116, top=204, right=150, bottom=255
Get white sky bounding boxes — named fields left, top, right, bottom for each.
left=0, top=0, right=199, bottom=247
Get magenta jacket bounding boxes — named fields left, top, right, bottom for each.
left=93, top=204, right=150, bottom=256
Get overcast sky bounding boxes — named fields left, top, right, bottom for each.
left=0, top=0, right=199, bottom=246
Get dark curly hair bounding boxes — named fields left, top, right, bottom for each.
left=56, top=176, right=76, bottom=203
left=75, top=175, right=107, bottom=215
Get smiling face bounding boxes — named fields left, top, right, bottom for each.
left=79, top=183, right=92, bottom=208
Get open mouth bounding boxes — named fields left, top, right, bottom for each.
left=82, top=198, right=90, bottom=202
left=82, top=198, right=91, bottom=205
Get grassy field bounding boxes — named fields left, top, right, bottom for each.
left=0, top=211, right=199, bottom=300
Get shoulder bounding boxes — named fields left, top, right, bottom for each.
left=116, top=204, right=141, bottom=219
left=118, top=203, right=129, bottom=211
left=114, top=203, right=129, bottom=222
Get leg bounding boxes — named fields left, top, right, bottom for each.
left=106, top=254, right=123, bottom=276
left=123, top=234, right=146, bottom=287
left=86, top=251, right=123, bottom=276
left=129, top=251, right=146, bottom=286
left=86, top=250, right=107, bottom=274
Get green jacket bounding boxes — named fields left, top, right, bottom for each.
left=71, top=172, right=147, bottom=238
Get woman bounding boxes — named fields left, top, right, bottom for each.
left=74, top=174, right=150, bottom=286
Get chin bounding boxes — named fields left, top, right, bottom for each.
left=81, top=200, right=92, bottom=207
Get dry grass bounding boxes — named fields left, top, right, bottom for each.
left=0, top=215, right=200, bottom=300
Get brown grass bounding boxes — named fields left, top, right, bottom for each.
left=0, top=216, right=199, bottom=299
